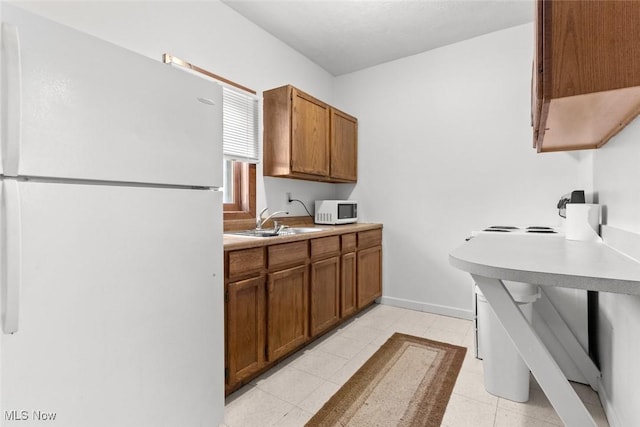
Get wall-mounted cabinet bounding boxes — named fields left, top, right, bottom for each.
left=263, top=85, right=357, bottom=182
left=532, top=0, right=640, bottom=152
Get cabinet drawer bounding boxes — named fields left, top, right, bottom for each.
left=310, top=236, right=340, bottom=259
left=358, top=229, right=382, bottom=249
left=268, top=241, right=308, bottom=269
left=227, top=247, right=265, bottom=280
left=341, top=233, right=357, bottom=252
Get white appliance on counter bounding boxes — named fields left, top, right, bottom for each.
left=314, top=200, right=358, bottom=225
left=1, top=4, right=224, bottom=426
left=472, top=225, right=590, bottom=384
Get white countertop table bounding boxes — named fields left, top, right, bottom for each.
left=450, top=234, right=640, bottom=427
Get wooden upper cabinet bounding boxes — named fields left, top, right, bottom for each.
left=263, top=85, right=357, bottom=183
left=533, top=0, right=640, bottom=152
left=291, top=89, right=330, bottom=176
left=330, top=108, right=358, bottom=182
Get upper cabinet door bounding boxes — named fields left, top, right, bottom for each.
left=1, top=4, right=222, bottom=187
left=291, top=88, right=330, bottom=177
left=330, top=108, right=357, bottom=182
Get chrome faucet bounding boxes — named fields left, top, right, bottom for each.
left=256, top=208, right=289, bottom=230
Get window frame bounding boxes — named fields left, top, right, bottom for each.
left=223, top=161, right=256, bottom=221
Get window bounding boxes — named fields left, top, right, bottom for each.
left=223, top=161, right=256, bottom=220
left=222, top=87, right=259, bottom=220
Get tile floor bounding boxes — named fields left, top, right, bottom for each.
left=223, top=304, right=609, bottom=427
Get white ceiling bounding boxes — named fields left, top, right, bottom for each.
left=222, top=0, right=534, bottom=76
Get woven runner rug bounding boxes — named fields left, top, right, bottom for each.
left=306, top=333, right=467, bottom=427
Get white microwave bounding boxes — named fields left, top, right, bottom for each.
left=315, top=200, right=358, bottom=225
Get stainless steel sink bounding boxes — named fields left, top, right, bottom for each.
left=279, top=227, right=326, bottom=235
left=225, top=227, right=326, bottom=238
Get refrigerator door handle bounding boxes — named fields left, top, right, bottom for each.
left=1, top=23, right=22, bottom=176
left=2, top=180, right=22, bottom=334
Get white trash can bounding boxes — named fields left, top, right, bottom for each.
left=476, top=282, right=539, bottom=402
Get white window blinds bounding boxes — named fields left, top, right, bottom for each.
left=223, top=87, right=260, bottom=164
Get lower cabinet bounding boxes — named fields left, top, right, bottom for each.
left=267, top=265, right=309, bottom=361
left=340, top=251, right=357, bottom=317
left=310, top=256, right=340, bottom=337
left=226, top=276, right=266, bottom=390
left=224, top=226, right=382, bottom=394
left=357, top=245, right=383, bottom=308
left=356, top=229, right=383, bottom=308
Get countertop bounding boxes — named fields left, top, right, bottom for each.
left=224, top=223, right=383, bottom=251
left=449, top=233, right=640, bottom=295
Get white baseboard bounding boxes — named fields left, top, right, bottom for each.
left=379, top=296, right=474, bottom=320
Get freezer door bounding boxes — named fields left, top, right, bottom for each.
left=0, top=180, right=223, bottom=427
left=1, top=4, right=222, bottom=187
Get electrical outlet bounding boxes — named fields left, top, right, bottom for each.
left=286, top=192, right=292, bottom=204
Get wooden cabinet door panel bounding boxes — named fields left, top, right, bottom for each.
left=310, top=257, right=340, bottom=337
left=341, top=252, right=357, bottom=318
left=267, top=265, right=309, bottom=361
left=291, top=89, right=330, bottom=176
left=330, top=109, right=357, bottom=182
left=357, top=246, right=382, bottom=308
left=227, top=276, right=266, bottom=387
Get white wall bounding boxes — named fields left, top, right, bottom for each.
left=333, top=23, right=593, bottom=318
left=12, top=0, right=339, bottom=217
left=593, top=119, right=640, bottom=427
left=7, top=3, right=638, bottom=424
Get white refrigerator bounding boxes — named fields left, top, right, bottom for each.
left=1, top=4, right=224, bottom=426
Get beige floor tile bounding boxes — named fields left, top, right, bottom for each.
left=352, top=305, right=406, bottom=331
left=328, top=343, right=380, bottom=385
left=289, top=348, right=349, bottom=380
left=253, top=366, right=325, bottom=406
left=398, top=308, right=440, bottom=327
left=460, top=350, right=484, bottom=376
left=335, top=321, right=384, bottom=344
left=497, top=384, right=562, bottom=425
left=452, top=370, right=498, bottom=407
left=369, top=328, right=397, bottom=347
left=495, top=407, right=560, bottom=426
left=441, top=393, right=497, bottom=427
left=423, top=326, right=467, bottom=346
left=297, top=380, right=342, bottom=414
left=385, top=317, right=431, bottom=338
left=432, top=315, right=473, bottom=336
left=274, top=407, right=314, bottom=427
left=314, top=334, right=369, bottom=359
left=462, top=325, right=476, bottom=349
left=223, top=387, right=294, bottom=427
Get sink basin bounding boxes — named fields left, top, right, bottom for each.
left=226, top=229, right=280, bottom=238
left=279, top=227, right=326, bottom=235
left=225, top=227, right=326, bottom=238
